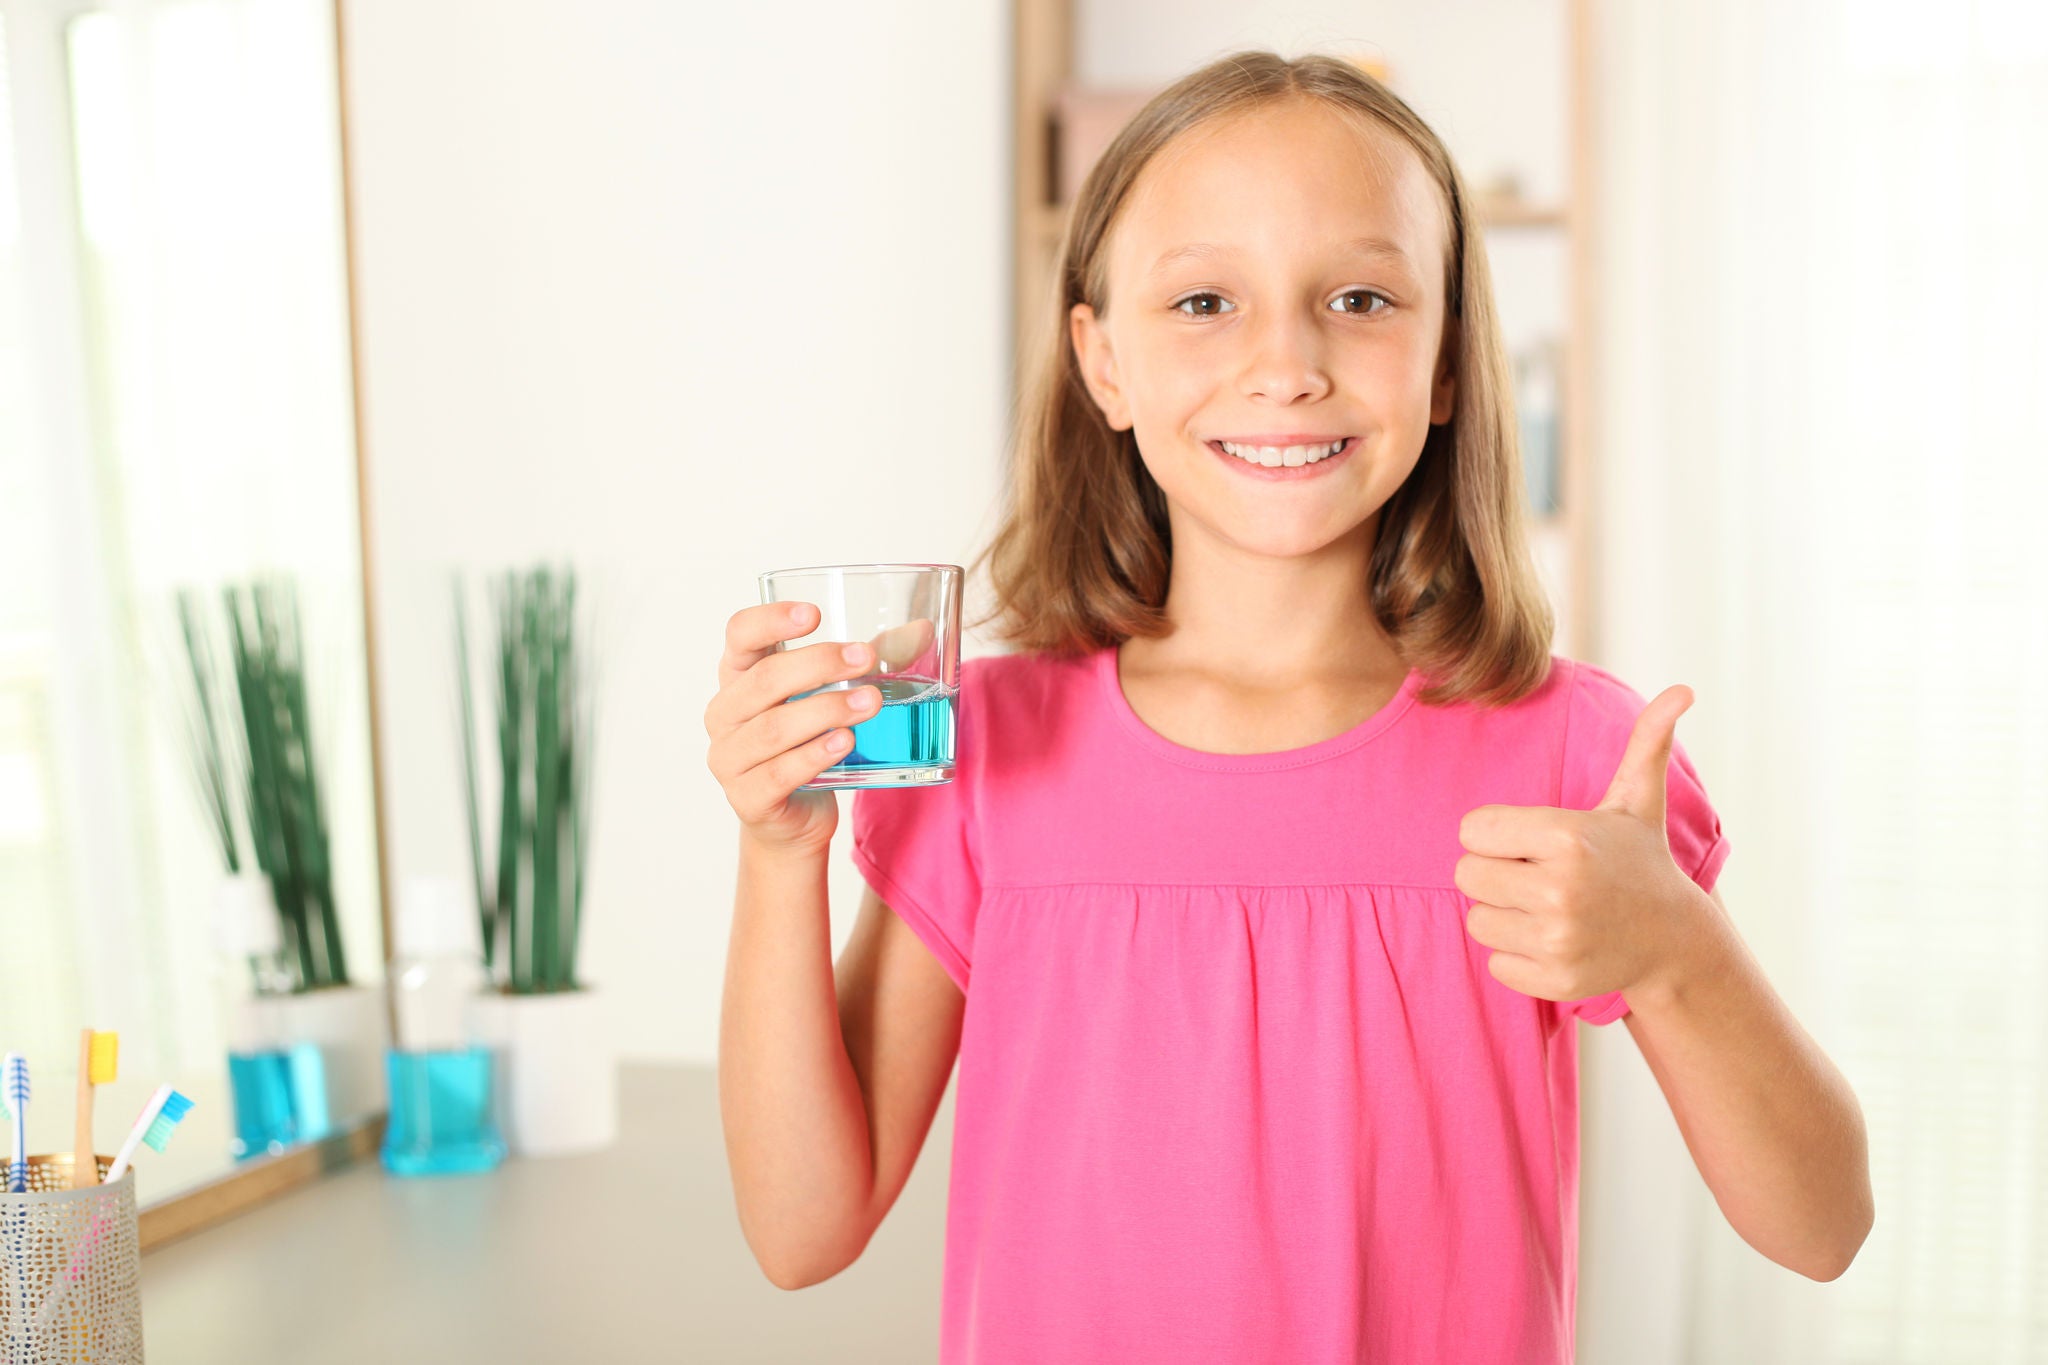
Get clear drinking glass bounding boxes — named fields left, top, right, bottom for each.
left=757, top=563, right=962, bottom=789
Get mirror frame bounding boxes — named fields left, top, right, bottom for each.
left=134, top=0, right=397, bottom=1252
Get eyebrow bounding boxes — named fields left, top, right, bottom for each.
left=1146, top=235, right=1416, bottom=277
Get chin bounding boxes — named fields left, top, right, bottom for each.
left=1217, top=517, right=1372, bottom=562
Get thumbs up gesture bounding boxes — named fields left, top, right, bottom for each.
left=1455, top=684, right=1713, bottom=1006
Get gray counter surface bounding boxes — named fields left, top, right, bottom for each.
left=139, top=1064, right=953, bottom=1363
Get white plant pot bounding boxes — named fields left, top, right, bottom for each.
left=468, top=988, right=617, bottom=1157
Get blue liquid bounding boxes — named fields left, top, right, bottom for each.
left=229, top=1043, right=336, bottom=1157
left=285, top=1042, right=332, bottom=1143
left=228, top=1050, right=300, bottom=1158
left=381, top=1047, right=506, bottom=1177
left=793, top=675, right=956, bottom=787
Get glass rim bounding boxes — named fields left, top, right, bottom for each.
left=758, top=561, right=963, bottom=581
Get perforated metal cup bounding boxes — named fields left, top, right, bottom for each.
left=0, top=1156, right=142, bottom=1364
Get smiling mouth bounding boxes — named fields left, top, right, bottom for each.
left=1207, top=437, right=1353, bottom=468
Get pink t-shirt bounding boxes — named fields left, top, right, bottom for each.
left=850, top=645, right=1730, bottom=1364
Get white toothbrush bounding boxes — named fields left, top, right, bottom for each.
left=33, top=1083, right=195, bottom=1333
left=106, top=1083, right=191, bottom=1184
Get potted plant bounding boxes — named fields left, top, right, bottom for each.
left=175, top=577, right=387, bottom=1145
left=455, top=564, right=612, bottom=1156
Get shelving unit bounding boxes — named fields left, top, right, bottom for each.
left=1009, top=0, right=1598, bottom=661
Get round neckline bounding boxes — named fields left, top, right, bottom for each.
left=1094, top=643, right=1426, bottom=772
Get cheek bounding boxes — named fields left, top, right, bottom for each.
left=1124, top=343, right=1217, bottom=424
left=1333, top=327, right=1433, bottom=388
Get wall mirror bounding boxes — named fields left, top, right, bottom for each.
left=0, top=0, right=388, bottom=1244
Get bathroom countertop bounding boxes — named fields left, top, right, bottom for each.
left=138, top=1063, right=954, bottom=1363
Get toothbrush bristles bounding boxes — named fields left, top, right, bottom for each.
left=141, top=1089, right=195, bottom=1153
left=88, top=1032, right=119, bottom=1085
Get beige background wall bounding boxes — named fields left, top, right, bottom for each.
left=341, top=0, right=1009, bottom=1064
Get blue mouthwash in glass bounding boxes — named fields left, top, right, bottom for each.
left=214, top=873, right=302, bottom=1158
left=793, top=673, right=957, bottom=787
left=382, top=878, right=505, bottom=1176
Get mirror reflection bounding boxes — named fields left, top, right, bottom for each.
left=0, top=0, right=382, bottom=1208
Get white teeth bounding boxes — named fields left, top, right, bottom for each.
left=1218, top=439, right=1343, bottom=467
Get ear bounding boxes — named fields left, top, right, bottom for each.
left=1069, top=303, right=1133, bottom=432
left=1429, top=319, right=1457, bottom=426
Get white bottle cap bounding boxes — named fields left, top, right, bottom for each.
left=396, top=876, right=480, bottom=959
left=214, top=873, right=282, bottom=958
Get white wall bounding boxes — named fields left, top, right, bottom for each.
left=339, top=0, right=1009, bottom=1064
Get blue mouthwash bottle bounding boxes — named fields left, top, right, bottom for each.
left=381, top=877, right=506, bottom=1176
left=214, top=872, right=301, bottom=1159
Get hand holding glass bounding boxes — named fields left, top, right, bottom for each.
left=756, top=564, right=960, bottom=790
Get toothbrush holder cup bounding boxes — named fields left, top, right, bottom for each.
left=0, top=1155, right=142, bottom=1364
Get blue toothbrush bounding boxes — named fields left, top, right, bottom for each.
left=4, top=1053, right=29, bottom=1349
left=2, top=1053, right=25, bottom=1191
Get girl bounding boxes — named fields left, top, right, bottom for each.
left=708, top=50, right=1871, bottom=1364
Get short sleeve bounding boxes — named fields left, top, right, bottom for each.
left=848, top=659, right=983, bottom=993
left=1551, top=660, right=1733, bottom=1026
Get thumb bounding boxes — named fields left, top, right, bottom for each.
left=868, top=616, right=936, bottom=672
left=1595, top=684, right=1694, bottom=830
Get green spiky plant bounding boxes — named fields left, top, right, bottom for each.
left=174, top=575, right=349, bottom=992
left=175, top=588, right=241, bottom=876
left=455, top=565, right=593, bottom=995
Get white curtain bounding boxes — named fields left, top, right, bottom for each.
left=1577, top=0, right=2048, bottom=1361
left=0, top=0, right=376, bottom=1085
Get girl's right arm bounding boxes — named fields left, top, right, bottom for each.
left=706, top=602, right=964, bottom=1289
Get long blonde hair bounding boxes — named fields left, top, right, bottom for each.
left=967, top=50, right=1555, bottom=708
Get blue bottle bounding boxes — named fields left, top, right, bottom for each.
left=381, top=878, right=505, bottom=1177
left=215, top=873, right=301, bottom=1159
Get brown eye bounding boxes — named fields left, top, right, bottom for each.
left=1172, top=292, right=1233, bottom=317
left=1330, top=289, right=1391, bottom=316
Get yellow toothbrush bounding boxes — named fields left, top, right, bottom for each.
left=70, top=1030, right=118, bottom=1188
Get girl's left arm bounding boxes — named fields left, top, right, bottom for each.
left=1621, top=884, right=1874, bottom=1282
left=1457, top=683, right=1874, bottom=1282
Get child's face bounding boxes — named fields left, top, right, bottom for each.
left=1071, top=98, right=1456, bottom=559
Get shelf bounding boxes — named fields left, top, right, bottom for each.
left=1032, top=200, right=1066, bottom=248
left=1469, top=192, right=1568, bottom=230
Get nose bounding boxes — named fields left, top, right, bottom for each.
left=1238, top=309, right=1332, bottom=405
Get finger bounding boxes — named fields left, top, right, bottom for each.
left=1595, top=684, right=1693, bottom=826
left=865, top=616, right=936, bottom=673
left=1483, top=949, right=1549, bottom=1000
left=1457, top=803, right=1575, bottom=861
left=720, top=601, right=821, bottom=686
left=1454, top=851, right=1550, bottom=915
left=728, top=727, right=858, bottom=823
left=1464, top=902, right=1545, bottom=958
left=718, top=682, right=881, bottom=781
left=708, top=635, right=874, bottom=738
